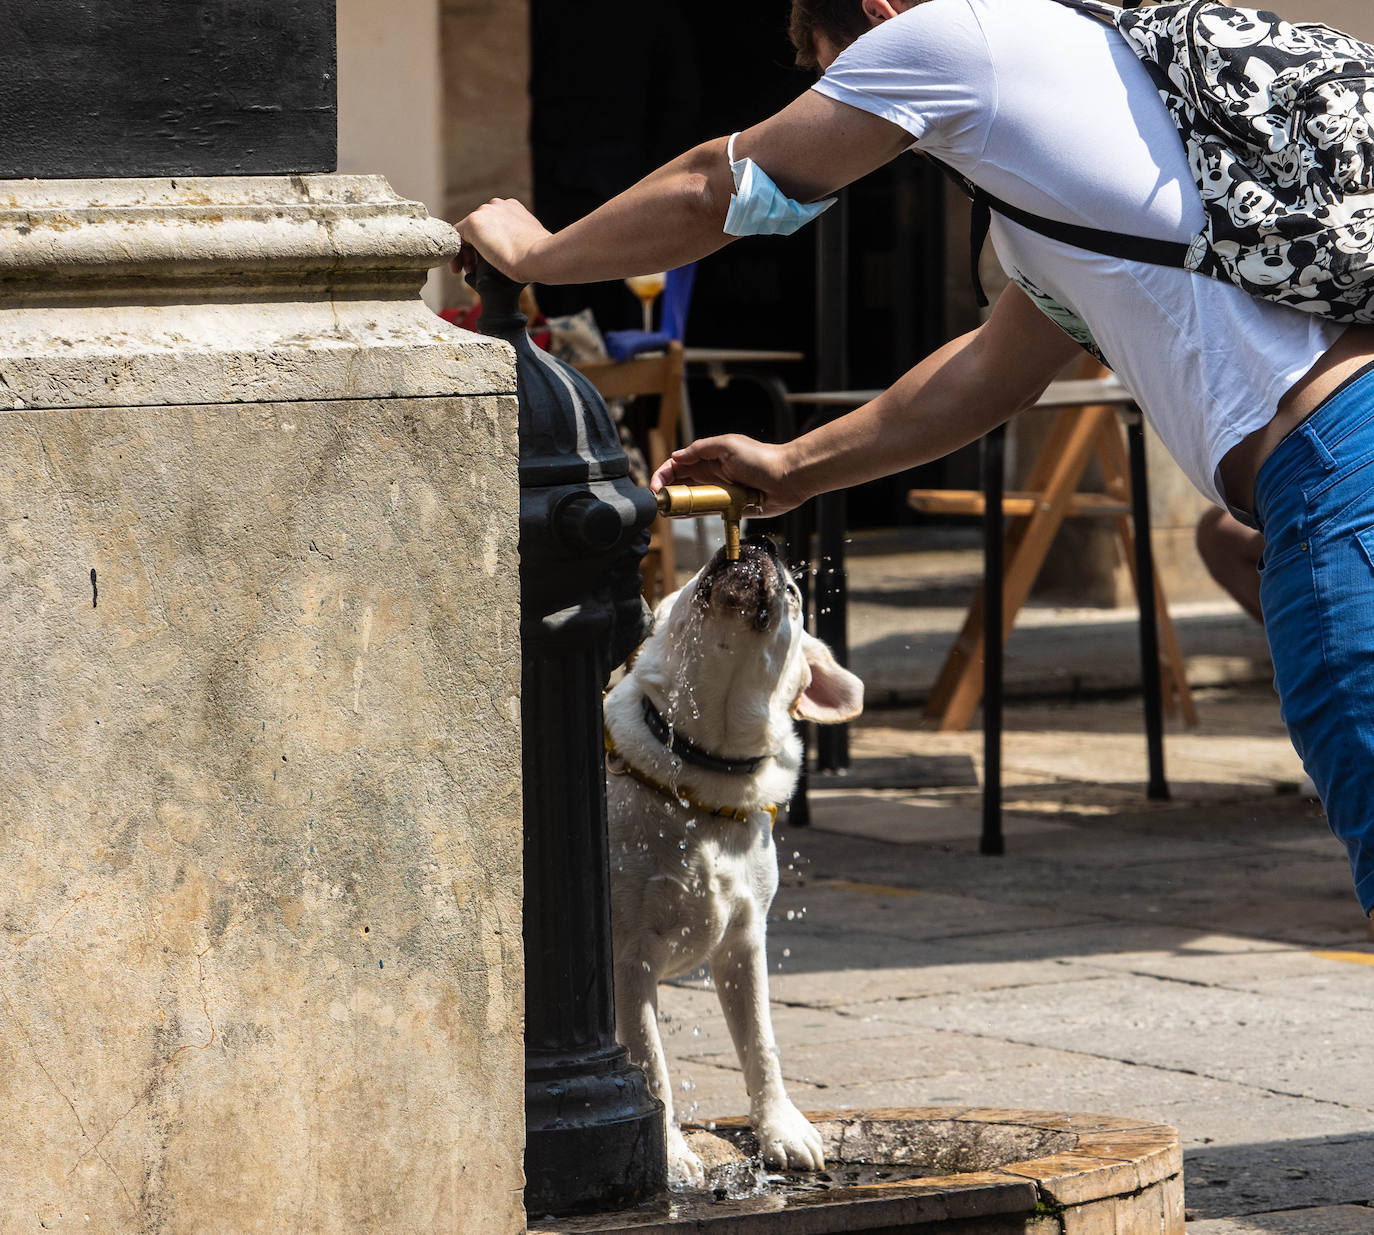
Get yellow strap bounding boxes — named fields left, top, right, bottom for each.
left=604, top=728, right=778, bottom=828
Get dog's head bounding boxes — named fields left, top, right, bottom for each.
left=635, top=535, right=863, bottom=733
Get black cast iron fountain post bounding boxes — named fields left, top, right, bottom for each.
left=471, top=257, right=666, bottom=1216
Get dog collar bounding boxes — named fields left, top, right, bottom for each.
left=640, top=694, right=770, bottom=776
left=605, top=727, right=778, bottom=828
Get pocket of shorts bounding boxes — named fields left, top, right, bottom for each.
left=1306, top=454, right=1374, bottom=540
left=1357, top=526, right=1374, bottom=575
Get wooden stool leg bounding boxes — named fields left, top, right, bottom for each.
left=931, top=407, right=1113, bottom=731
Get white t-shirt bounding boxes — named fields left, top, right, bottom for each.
left=812, top=0, right=1344, bottom=507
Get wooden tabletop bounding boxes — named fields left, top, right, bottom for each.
left=684, top=347, right=806, bottom=366
left=785, top=375, right=1134, bottom=410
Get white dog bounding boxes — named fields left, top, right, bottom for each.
left=604, top=536, right=864, bottom=1187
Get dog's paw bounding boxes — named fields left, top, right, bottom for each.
left=755, top=1100, right=825, bottom=1171
left=666, top=1124, right=707, bottom=1190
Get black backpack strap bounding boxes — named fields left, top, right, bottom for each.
left=1048, top=0, right=1141, bottom=20
left=928, top=156, right=1193, bottom=307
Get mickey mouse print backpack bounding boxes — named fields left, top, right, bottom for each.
left=959, top=0, right=1374, bottom=324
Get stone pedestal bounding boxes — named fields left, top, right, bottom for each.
left=0, top=177, right=524, bottom=1233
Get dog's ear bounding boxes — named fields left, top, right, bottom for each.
left=790, top=632, right=864, bottom=723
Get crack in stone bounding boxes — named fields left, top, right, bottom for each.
left=1, top=984, right=138, bottom=1212
left=67, top=919, right=237, bottom=1187
left=857, top=1020, right=1374, bottom=1117
left=14, top=893, right=92, bottom=952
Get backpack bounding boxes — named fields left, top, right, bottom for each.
left=954, top=0, right=1374, bottom=324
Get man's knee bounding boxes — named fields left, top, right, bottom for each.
left=1195, top=505, right=1231, bottom=571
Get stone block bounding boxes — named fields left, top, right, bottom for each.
left=1062, top=1198, right=1118, bottom=1235
left=1, top=394, right=523, bottom=1232
left=1111, top=1183, right=1170, bottom=1234
left=1002, top=1151, right=1139, bottom=1207
left=0, top=175, right=524, bottom=1233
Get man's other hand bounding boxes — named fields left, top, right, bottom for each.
left=650, top=435, right=806, bottom=518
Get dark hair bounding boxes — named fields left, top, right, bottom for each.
left=788, top=0, right=869, bottom=69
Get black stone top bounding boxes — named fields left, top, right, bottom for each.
left=0, top=0, right=336, bottom=179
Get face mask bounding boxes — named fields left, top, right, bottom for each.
left=722, top=132, right=836, bottom=238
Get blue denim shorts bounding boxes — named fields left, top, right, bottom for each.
left=1255, top=365, right=1374, bottom=914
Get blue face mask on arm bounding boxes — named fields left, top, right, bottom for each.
left=722, top=132, right=837, bottom=238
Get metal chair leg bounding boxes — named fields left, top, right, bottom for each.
left=982, top=424, right=1006, bottom=856
left=1127, top=411, right=1170, bottom=801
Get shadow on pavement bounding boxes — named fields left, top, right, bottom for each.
left=1184, top=1132, right=1374, bottom=1220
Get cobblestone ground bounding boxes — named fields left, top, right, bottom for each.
left=657, top=685, right=1374, bottom=1232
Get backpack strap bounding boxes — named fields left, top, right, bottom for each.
left=930, top=159, right=1193, bottom=307
left=1049, top=0, right=1145, bottom=19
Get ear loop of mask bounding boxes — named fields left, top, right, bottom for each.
left=722, top=132, right=837, bottom=238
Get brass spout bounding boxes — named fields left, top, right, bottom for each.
left=654, top=483, right=765, bottom=560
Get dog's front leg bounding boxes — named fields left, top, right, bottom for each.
left=710, top=927, right=825, bottom=1170
left=614, top=952, right=706, bottom=1188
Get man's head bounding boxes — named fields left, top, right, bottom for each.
left=789, top=0, right=913, bottom=71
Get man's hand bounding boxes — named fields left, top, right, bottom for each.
left=453, top=198, right=552, bottom=284
left=651, top=435, right=807, bottom=518
left=652, top=284, right=1082, bottom=519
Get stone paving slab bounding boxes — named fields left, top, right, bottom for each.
left=767, top=880, right=1099, bottom=944
left=1187, top=1204, right=1374, bottom=1232
left=807, top=792, right=1251, bottom=866
left=1240, top=967, right=1374, bottom=1012
left=686, top=1028, right=1056, bottom=1091
left=779, top=820, right=1366, bottom=949
left=783, top=1047, right=1373, bottom=1142
left=767, top=945, right=1104, bottom=1008
left=854, top=975, right=1374, bottom=1109
left=943, top=924, right=1295, bottom=967
left=936, top=926, right=1374, bottom=1013
left=659, top=983, right=934, bottom=1058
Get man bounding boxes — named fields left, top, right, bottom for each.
left=457, top=0, right=1374, bottom=923
left=1196, top=508, right=1264, bottom=625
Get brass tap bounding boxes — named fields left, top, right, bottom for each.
left=654, top=483, right=765, bottom=561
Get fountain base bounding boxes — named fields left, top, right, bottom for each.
left=528, top=1107, right=1183, bottom=1234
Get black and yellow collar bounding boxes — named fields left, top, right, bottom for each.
left=639, top=694, right=771, bottom=775
left=605, top=727, right=778, bottom=828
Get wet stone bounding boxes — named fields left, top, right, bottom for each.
left=527, top=1109, right=1182, bottom=1234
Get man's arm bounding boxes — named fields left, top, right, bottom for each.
left=453, top=92, right=913, bottom=284
left=652, top=284, right=1084, bottom=515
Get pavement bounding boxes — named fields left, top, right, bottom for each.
left=657, top=526, right=1374, bottom=1232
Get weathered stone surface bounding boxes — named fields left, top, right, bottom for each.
left=1, top=395, right=523, bottom=1231
left=0, top=175, right=524, bottom=1232
left=0, top=176, right=511, bottom=409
